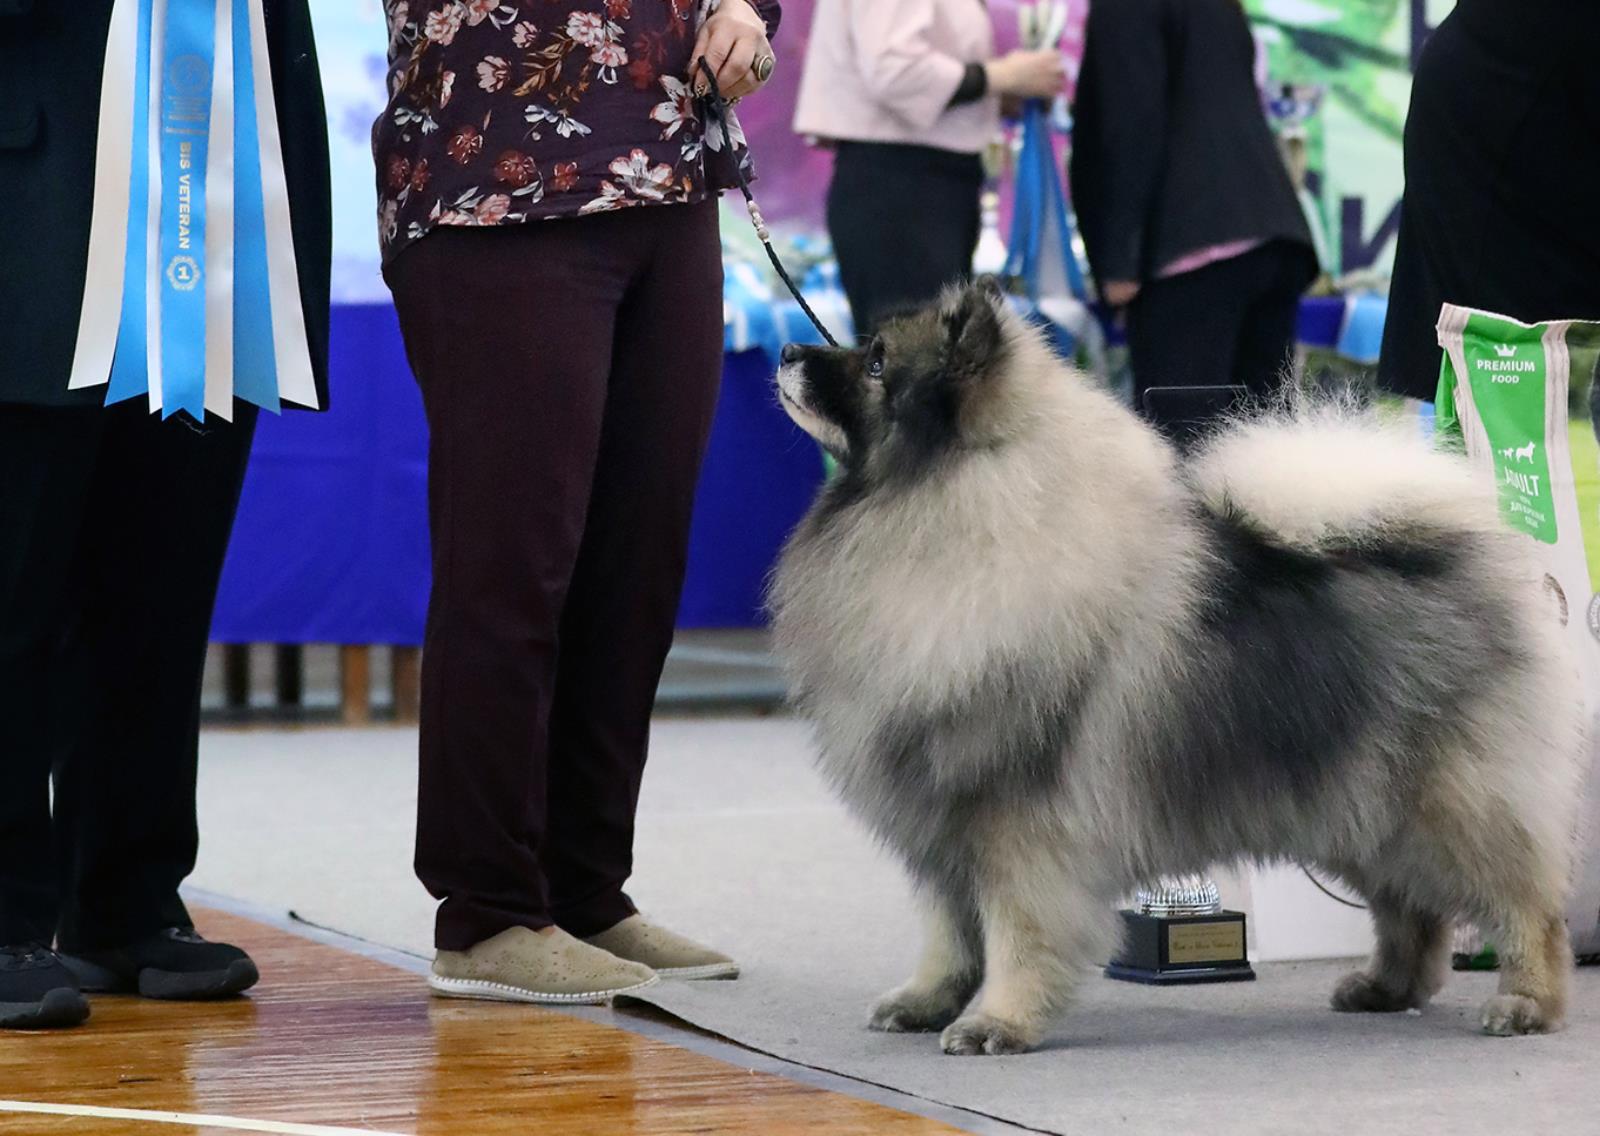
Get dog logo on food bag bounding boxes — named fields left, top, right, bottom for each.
left=1464, top=323, right=1557, bottom=543
left=1494, top=435, right=1553, bottom=542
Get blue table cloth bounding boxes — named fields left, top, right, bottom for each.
left=211, top=304, right=826, bottom=644
left=212, top=303, right=430, bottom=645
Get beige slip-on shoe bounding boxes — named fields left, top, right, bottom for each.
left=584, top=915, right=740, bottom=980
left=429, top=926, right=658, bottom=1005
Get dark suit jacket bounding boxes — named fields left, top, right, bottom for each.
left=0, top=0, right=331, bottom=409
left=1068, top=0, right=1313, bottom=289
left=1379, top=0, right=1600, bottom=401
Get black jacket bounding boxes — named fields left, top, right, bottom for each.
left=1068, top=0, right=1313, bottom=289
left=0, top=0, right=331, bottom=409
left=1379, top=0, right=1600, bottom=401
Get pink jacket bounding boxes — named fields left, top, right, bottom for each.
left=794, top=0, right=1000, bottom=154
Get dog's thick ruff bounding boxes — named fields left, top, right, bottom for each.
left=771, top=280, right=1586, bottom=1055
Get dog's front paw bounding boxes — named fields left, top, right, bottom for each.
left=869, top=986, right=966, bottom=1033
left=1330, top=970, right=1415, bottom=1013
left=1480, top=994, right=1559, bottom=1036
left=939, top=1013, right=1038, bottom=1056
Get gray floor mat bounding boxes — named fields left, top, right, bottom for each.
left=191, top=720, right=1596, bottom=1135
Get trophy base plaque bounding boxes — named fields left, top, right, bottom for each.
left=1104, top=877, right=1255, bottom=985
left=1105, top=908, right=1256, bottom=984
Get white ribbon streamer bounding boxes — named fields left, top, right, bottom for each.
left=67, top=0, right=138, bottom=392
left=204, top=0, right=236, bottom=419
left=245, top=0, right=319, bottom=411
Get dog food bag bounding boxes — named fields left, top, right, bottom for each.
left=1435, top=304, right=1600, bottom=957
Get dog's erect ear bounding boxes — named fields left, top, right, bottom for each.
left=972, top=275, right=1007, bottom=303
left=943, top=280, right=1007, bottom=385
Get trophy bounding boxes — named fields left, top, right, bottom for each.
left=1265, top=82, right=1325, bottom=197
left=1105, top=875, right=1256, bottom=984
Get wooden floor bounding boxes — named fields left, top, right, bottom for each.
left=0, top=911, right=963, bottom=1136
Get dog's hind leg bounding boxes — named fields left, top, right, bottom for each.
left=1331, top=887, right=1450, bottom=1013
left=870, top=885, right=983, bottom=1033
left=1414, top=757, right=1573, bottom=1034
left=1474, top=769, right=1576, bottom=1035
left=1481, top=908, right=1570, bottom=1036
left=940, top=835, right=1115, bottom=1056
left=1380, top=781, right=1572, bottom=1035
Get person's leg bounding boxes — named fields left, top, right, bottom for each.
left=0, top=405, right=100, bottom=947
left=1124, top=260, right=1248, bottom=409
left=0, top=404, right=100, bottom=1028
left=828, top=146, right=897, bottom=338
left=913, top=154, right=983, bottom=304
left=1233, top=242, right=1309, bottom=400
left=540, top=200, right=740, bottom=980
left=828, top=144, right=982, bottom=337
left=388, top=222, right=628, bottom=953
left=52, top=401, right=262, bottom=999
left=541, top=201, right=725, bottom=939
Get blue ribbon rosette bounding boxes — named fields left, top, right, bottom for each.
left=1004, top=100, right=1087, bottom=308
left=67, top=0, right=319, bottom=421
left=1002, top=97, right=1098, bottom=363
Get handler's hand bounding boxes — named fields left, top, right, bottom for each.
left=1102, top=280, right=1141, bottom=308
left=692, top=0, right=774, bottom=101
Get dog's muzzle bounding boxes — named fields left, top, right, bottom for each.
left=774, top=348, right=846, bottom=455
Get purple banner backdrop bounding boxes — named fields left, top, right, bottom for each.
left=742, top=0, right=1085, bottom=229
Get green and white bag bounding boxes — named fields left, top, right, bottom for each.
left=1436, top=304, right=1600, bottom=958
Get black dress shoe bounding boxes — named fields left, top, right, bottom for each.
left=0, top=944, right=91, bottom=1029
left=61, top=927, right=259, bottom=1001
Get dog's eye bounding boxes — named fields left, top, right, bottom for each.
left=867, top=357, right=885, bottom=378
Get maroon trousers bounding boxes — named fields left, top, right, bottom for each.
left=386, top=201, right=724, bottom=950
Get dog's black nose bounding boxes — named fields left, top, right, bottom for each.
left=780, top=342, right=804, bottom=365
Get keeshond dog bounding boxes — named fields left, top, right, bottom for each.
left=769, top=279, right=1586, bottom=1056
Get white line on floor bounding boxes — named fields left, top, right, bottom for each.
left=0, top=1100, right=407, bottom=1136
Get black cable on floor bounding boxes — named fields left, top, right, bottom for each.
left=1300, top=865, right=1367, bottom=910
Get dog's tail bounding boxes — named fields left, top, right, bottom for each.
left=1188, top=400, right=1501, bottom=553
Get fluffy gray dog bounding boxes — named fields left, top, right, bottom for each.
left=770, top=279, right=1585, bottom=1056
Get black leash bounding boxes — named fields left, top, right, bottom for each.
left=696, top=59, right=840, bottom=348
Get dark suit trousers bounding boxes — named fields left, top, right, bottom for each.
left=385, top=202, right=725, bottom=951
left=0, top=400, right=257, bottom=950
left=827, top=141, right=984, bottom=339
left=1125, top=239, right=1312, bottom=407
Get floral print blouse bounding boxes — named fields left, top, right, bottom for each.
left=373, top=0, right=782, bottom=264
